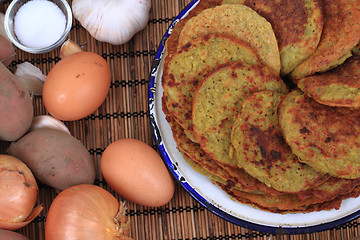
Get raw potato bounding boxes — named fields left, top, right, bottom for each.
left=0, top=62, right=33, bottom=141
left=7, top=128, right=95, bottom=190
left=0, top=229, right=29, bottom=240
left=0, top=35, right=15, bottom=66
left=0, top=13, right=15, bottom=66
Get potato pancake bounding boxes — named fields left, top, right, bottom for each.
left=162, top=33, right=260, bottom=142
left=290, top=0, right=360, bottom=80
left=278, top=90, right=360, bottom=179
left=192, top=62, right=287, bottom=167
left=298, top=54, right=360, bottom=107
left=231, top=91, right=325, bottom=192
left=177, top=4, right=281, bottom=74
left=222, top=0, right=323, bottom=76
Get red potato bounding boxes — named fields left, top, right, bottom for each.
left=0, top=13, right=15, bottom=66
left=0, top=229, right=29, bottom=240
left=0, top=35, right=15, bottom=66
left=0, top=62, right=33, bottom=141
left=7, top=128, right=95, bottom=191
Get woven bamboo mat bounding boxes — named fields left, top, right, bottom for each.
left=1, top=0, right=360, bottom=239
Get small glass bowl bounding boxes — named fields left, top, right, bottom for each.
left=4, top=0, right=72, bottom=54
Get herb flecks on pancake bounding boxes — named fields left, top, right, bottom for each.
left=278, top=90, right=360, bottom=179
left=222, top=0, right=323, bottom=76
left=162, top=34, right=260, bottom=142
left=231, top=90, right=325, bottom=192
left=192, top=61, right=287, bottom=167
left=298, top=54, right=360, bottom=107
left=290, top=0, right=360, bottom=80
left=178, top=4, right=281, bottom=74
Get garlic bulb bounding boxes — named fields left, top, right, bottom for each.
left=72, top=0, right=151, bottom=45
left=15, top=62, right=46, bottom=96
left=29, top=115, right=71, bottom=134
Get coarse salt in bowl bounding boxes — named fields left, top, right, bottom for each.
left=4, top=0, right=72, bottom=54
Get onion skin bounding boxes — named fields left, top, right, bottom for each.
left=0, top=229, right=29, bottom=240
left=0, top=154, right=42, bottom=230
left=45, top=184, right=132, bottom=240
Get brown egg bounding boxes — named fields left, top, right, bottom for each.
left=101, top=139, right=175, bottom=207
left=42, top=51, right=111, bottom=121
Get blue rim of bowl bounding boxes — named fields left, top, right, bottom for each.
left=148, top=0, right=360, bottom=235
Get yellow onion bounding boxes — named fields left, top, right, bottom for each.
left=0, top=154, right=42, bottom=230
left=45, top=184, right=132, bottom=240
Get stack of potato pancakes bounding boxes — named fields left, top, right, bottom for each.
left=161, top=0, right=360, bottom=213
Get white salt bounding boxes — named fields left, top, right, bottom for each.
left=14, top=0, right=67, bottom=49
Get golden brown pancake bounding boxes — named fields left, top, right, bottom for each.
left=165, top=96, right=360, bottom=213
left=216, top=181, right=360, bottom=213
left=177, top=4, right=281, bottom=74
left=278, top=90, right=360, bottom=179
left=162, top=33, right=260, bottom=142
left=192, top=61, right=287, bottom=167
left=298, top=54, right=360, bottom=107
left=222, top=0, right=323, bottom=76
left=231, top=91, right=325, bottom=192
left=164, top=0, right=222, bottom=60
left=290, top=0, right=360, bottom=80
left=164, top=107, right=282, bottom=195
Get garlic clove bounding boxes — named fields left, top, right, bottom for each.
left=72, top=0, right=151, bottom=45
left=29, top=115, right=71, bottom=134
left=15, top=62, right=46, bottom=96
left=60, top=39, right=82, bottom=59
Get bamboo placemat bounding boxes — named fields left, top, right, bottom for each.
left=1, top=0, right=360, bottom=239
